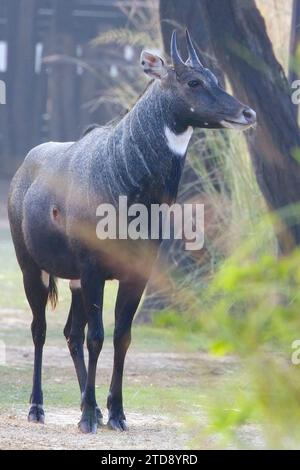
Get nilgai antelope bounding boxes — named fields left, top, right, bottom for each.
left=8, top=31, right=256, bottom=433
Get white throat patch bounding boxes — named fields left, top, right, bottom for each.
left=165, top=126, right=193, bottom=157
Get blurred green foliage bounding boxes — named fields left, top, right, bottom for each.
left=154, top=218, right=300, bottom=448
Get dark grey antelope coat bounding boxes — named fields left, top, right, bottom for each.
left=8, top=80, right=188, bottom=281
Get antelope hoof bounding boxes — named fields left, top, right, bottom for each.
left=28, top=404, right=45, bottom=424
left=107, top=412, right=128, bottom=432
left=78, top=404, right=98, bottom=434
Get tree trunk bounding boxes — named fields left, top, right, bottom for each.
left=205, top=0, right=300, bottom=252
left=47, top=0, right=78, bottom=141
left=11, top=0, right=37, bottom=164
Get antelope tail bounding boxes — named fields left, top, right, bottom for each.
left=48, top=276, right=58, bottom=310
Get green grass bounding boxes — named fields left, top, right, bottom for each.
left=0, top=362, right=203, bottom=416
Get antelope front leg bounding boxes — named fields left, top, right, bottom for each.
left=107, top=280, right=146, bottom=431
left=78, top=266, right=105, bottom=434
left=64, top=287, right=104, bottom=428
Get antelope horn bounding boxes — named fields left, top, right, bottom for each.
left=185, top=29, right=203, bottom=68
left=171, top=30, right=185, bottom=69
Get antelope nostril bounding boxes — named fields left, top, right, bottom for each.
left=243, top=108, right=256, bottom=122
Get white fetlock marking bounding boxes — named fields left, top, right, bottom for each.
left=41, top=271, right=50, bottom=288
left=165, top=126, right=193, bottom=157
left=69, top=279, right=81, bottom=290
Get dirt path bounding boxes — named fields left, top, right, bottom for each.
left=0, top=409, right=186, bottom=450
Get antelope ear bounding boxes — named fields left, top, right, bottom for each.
left=140, top=51, right=168, bottom=80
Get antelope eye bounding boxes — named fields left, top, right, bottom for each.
left=188, top=79, right=201, bottom=88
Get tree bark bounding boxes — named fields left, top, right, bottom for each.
left=47, top=0, right=78, bottom=141
left=11, top=0, right=37, bottom=162
left=205, top=0, right=300, bottom=251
